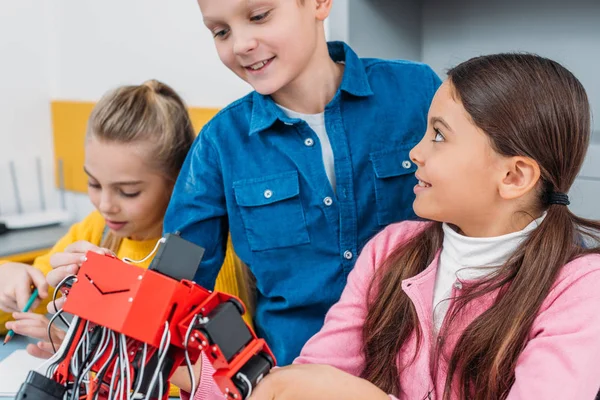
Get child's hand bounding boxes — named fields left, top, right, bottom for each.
left=5, top=311, right=66, bottom=359
left=248, top=364, right=389, bottom=400
left=0, top=262, right=48, bottom=313
left=47, top=240, right=114, bottom=287
left=46, top=241, right=114, bottom=312
left=170, top=355, right=203, bottom=392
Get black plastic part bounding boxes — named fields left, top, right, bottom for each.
left=148, top=233, right=205, bottom=281
left=196, top=302, right=253, bottom=362
left=233, top=353, right=273, bottom=399
left=133, top=348, right=175, bottom=398
left=228, top=298, right=245, bottom=315
left=15, top=370, right=67, bottom=400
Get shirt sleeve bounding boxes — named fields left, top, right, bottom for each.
left=180, top=353, right=221, bottom=400
left=507, top=260, right=600, bottom=399
left=163, top=125, right=229, bottom=290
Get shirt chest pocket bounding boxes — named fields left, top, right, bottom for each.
left=370, top=146, right=418, bottom=226
left=233, top=171, right=310, bottom=252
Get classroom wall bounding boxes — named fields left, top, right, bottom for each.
left=49, top=0, right=252, bottom=106
left=421, top=0, right=600, bottom=218
left=1, top=0, right=253, bottom=221
left=422, top=0, right=599, bottom=133
left=348, top=0, right=422, bottom=61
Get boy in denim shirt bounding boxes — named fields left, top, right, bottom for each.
left=164, top=0, right=441, bottom=365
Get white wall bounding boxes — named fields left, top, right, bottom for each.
left=1, top=0, right=252, bottom=221
left=0, top=1, right=57, bottom=217
left=49, top=0, right=251, bottom=105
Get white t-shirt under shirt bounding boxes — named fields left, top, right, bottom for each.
left=433, top=214, right=546, bottom=332
left=277, top=104, right=336, bottom=192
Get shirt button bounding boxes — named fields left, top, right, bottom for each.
left=402, top=160, right=412, bottom=169
left=264, top=189, right=273, bottom=199
left=453, top=281, right=463, bottom=290
left=304, top=138, right=314, bottom=147
left=343, top=250, right=353, bottom=260
left=323, top=196, right=333, bottom=206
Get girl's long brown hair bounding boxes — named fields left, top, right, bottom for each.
left=361, top=54, right=600, bottom=399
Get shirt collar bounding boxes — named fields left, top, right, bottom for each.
left=249, top=41, right=373, bottom=136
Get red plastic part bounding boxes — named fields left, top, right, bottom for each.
left=52, top=251, right=276, bottom=399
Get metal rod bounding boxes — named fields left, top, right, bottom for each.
left=37, top=156, right=46, bottom=211
left=8, top=160, right=23, bottom=214
left=58, top=158, right=66, bottom=210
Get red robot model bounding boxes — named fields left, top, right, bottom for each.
left=16, top=233, right=275, bottom=400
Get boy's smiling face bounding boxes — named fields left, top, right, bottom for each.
left=198, top=0, right=330, bottom=96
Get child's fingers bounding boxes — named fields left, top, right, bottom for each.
left=14, top=280, right=35, bottom=312
left=47, top=296, right=66, bottom=313
left=63, top=241, right=110, bottom=255
left=0, top=292, right=19, bottom=313
left=25, top=266, right=49, bottom=298
left=12, top=311, right=49, bottom=322
left=36, top=341, right=57, bottom=356
left=46, top=265, right=78, bottom=288
left=26, top=343, right=53, bottom=359
left=49, top=252, right=85, bottom=270
left=7, top=319, right=49, bottom=341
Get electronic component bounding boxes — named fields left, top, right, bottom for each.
left=15, top=235, right=275, bottom=400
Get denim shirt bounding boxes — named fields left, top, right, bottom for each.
left=164, top=41, right=441, bottom=365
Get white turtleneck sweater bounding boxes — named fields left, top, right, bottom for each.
left=433, top=215, right=546, bottom=332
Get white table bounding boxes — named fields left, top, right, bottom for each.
left=0, top=335, right=38, bottom=399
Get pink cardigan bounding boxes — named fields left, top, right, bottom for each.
left=185, top=221, right=600, bottom=399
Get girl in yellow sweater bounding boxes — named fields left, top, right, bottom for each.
left=0, top=80, right=251, bottom=365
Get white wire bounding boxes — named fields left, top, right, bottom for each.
left=118, top=336, right=125, bottom=400
left=94, top=331, right=117, bottom=400
left=183, top=314, right=199, bottom=397
left=70, top=321, right=90, bottom=379
left=108, top=343, right=121, bottom=400
left=121, top=334, right=132, bottom=400
left=38, top=315, right=82, bottom=377
left=131, top=343, right=147, bottom=400
left=71, top=321, right=92, bottom=400
left=96, top=331, right=117, bottom=380
left=143, top=322, right=171, bottom=400
left=158, top=375, right=163, bottom=400
left=74, top=327, right=111, bottom=397
left=123, top=237, right=166, bottom=264
left=236, top=372, right=253, bottom=398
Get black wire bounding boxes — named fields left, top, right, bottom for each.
left=46, top=317, right=82, bottom=377
left=47, top=311, right=59, bottom=353
left=53, top=276, right=76, bottom=327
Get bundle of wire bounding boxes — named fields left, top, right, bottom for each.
left=19, top=235, right=276, bottom=400
left=36, top=275, right=193, bottom=400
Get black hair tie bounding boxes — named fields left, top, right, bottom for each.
left=547, top=192, right=570, bottom=206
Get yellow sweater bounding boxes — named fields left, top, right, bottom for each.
left=0, top=210, right=252, bottom=329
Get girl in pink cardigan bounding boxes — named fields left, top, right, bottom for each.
left=184, top=54, right=600, bottom=399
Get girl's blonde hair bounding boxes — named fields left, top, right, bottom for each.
left=86, top=79, right=195, bottom=252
